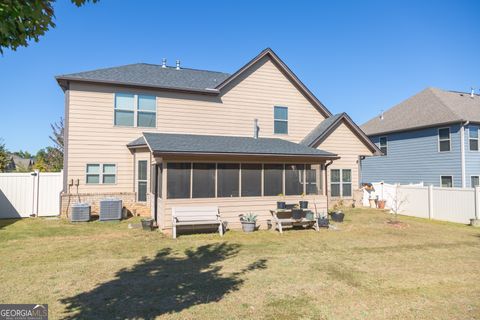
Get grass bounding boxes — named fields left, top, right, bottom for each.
left=1, top=208, right=480, bottom=319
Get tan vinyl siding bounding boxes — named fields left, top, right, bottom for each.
left=66, top=56, right=326, bottom=194
left=317, top=122, right=372, bottom=197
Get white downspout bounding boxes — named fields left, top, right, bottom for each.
left=460, top=121, right=469, bottom=188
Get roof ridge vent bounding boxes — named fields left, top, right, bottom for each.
left=471, top=87, right=475, bottom=98
left=379, top=110, right=384, bottom=120
left=161, top=58, right=167, bottom=68
left=176, top=60, right=181, bottom=70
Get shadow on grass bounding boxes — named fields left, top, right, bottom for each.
left=61, top=243, right=267, bottom=319
left=0, top=218, right=21, bottom=230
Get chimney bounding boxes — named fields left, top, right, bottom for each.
left=253, top=119, right=259, bottom=139
left=161, top=58, right=167, bottom=68
left=176, top=60, right=181, bottom=70
left=471, top=87, right=475, bottom=98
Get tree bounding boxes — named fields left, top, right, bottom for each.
left=49, top=117, right=64, bottom=153
left=0, top=0, right=98, bottom=54
left=13, top=150, right=32, bottom=159
left=0, top=139, right=9, bottom=172
left=33, top=117, right=64, bottom=172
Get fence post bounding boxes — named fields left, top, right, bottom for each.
left=475, top=186, right=480, bottom=220
left=428, top=185, right=434, bottom=220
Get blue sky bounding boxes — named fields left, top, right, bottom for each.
left=1, top=0, right=479, bottom=153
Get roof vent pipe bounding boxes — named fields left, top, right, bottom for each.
left=253, top=119, right=259, bottom=139
left=161, top=58, right=167, bottom=68
left=176, top=60, right=181, bottom=70
left=379, top=110, right=384, bottom=120
left=471, top=87, right=475, bottom=98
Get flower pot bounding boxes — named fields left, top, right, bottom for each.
left=292, top=209, right=303, bottom=220
left=241, top=221, right=256, bottom=232
left=377, top=200, right=386, bottom=209
left=141, top=219, right=153, bottom=231
left=330, top=211, right=345, bottom=222
left=299, top=200, right=308, bottom=209
left=318, top=217, right=329, bottom=228
left=277, top=201, right=286, bottom=209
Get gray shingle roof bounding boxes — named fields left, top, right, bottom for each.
left=56, top=63, right=230, bottom=92
left=300, top=113, right=344, bottom=146
left=361, top=87, right=480, bottom=135
left=128, top=132, right=337, bottom=158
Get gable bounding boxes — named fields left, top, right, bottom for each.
left=316, top=121, right=374, bottom=156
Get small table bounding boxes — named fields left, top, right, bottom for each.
left=270, top=208, right=319, bottom=234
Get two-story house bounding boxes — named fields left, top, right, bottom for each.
left=56, top=48, right=378, bottom=233
left=361, top=87, right=480, bottom=188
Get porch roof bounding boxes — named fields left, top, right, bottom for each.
left=127, top=132, right=338, bottom=159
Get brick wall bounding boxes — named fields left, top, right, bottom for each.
left=61, top=192, right=151, bottom=217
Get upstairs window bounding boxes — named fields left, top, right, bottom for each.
left=274, top=106, right=288, bottom=134
left=438, top=128, right=451, bottom=152
left=379, top=136, right=388, bottom=155
left=115, top=93, right=156, bottom=128
left=470, top=126, right=479, bottom=151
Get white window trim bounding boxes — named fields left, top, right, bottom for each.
left=379, top=136, right=388, bottom=156
left=85, top=163, right=117, bottom=185
left=273, top=106, right=288, bottom=135
left=438, top=127, right=451, bottom=152
left=137, top=160, right=148, bottom=202
left=330, top=169, right=352, bottom=198
left=469, top=126, right=479, bottom=151
left=470, top=175, right=480, bottom=188
left=114, top=93, right=157, bottom=128
left=440, top=175, right=454, bottom=188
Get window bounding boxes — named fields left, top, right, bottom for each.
left=441, top=176, right=453, bottom=188
left=137, top=95, right=156, bottom=127
left=330, top=169, right=352, bottom=197
left=470, top=126, right=479, bottom=151
left=86, top=164, right=100, bottom=184
left=241, top=164, right=262, bottom=197
left=86, top=164, right=116, bottom=184
left=379, top=136, right=387, bottom=155
left=192, top=163, right=216, bottom=198
left=264, top=164, right=284, bottom=196
left=438, top=128, right=451, bottom=152
left=217, top=163, right=239, bottom=197
left=114, top=93, right=156, bottom=128
left=274, top=106, right=288, bottom=134
left=167, top=163, right=191, bottom=199
left=471, top=176, right=479, bottom=187
left=305, top=164, right=321, bottom=195
left=285, top=164, right=304, bottom=195
left=137, top=160, right=148, bottom=202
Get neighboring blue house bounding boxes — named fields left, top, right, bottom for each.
left=361, top=87, right=480, bottom=188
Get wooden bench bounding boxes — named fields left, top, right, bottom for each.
left=270, top=209, right=319, bottom=234
left=172, top=206, right=223, bottom=239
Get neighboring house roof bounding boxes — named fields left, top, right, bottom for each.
left=56, top=64, right=230, bottom=94
left=301, top=113, right=381, bottom=154
left=55, top=48, right=332, bottom=117
left=127, top=132, right=339, bottom=158
left=6, top=155, right=34, bottom=171
left=361, top=87, right=480, bottom=136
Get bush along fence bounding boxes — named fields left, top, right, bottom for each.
left=365, top=182, right=480, bottom=225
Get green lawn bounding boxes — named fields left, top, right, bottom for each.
left=1, top=208, right=479, bottom=319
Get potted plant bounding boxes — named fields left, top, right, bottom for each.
left=317, top=211, right=329, bottom=228
left=292, top=208, right=303, bottom=220
left=299, top=193, right=308, bottom=209
left=277, top=193, right=286, bottom=209
left=239, top=213, right=257, bottom=232
left=141, top=218, right=154, bottom=231
left=329, top=201, right=345, bottom=222
left=377, top=199, right=386, bottom=209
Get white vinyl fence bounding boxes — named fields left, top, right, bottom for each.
left=365, top=182, right=480, bottom=224
left=0, top=170, right=63, bottom=219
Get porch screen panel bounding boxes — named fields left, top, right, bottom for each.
left=305, top=164, right=321, bottom=195
left=167, top=163, right=191, bottom=199
left=217, top=163, right=240, bottom=197
left=264, top=164, right=283, bottom=196
left=285, top=164, right=304, bottom=195
left=241, top=164, right=262, bottom=197
left=192, top=163, right=216, bottom=198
